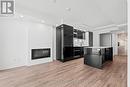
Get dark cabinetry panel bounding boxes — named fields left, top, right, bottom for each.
left=73, top=29, right=77, bottom=38
left=84, top=47, right=113, bottom=69
left=105, top=47, right=113, bottom=61
left=63, top=25, right=73, bottom=46
left=56, top=27, right=62, bottom=60
left=73, top=47, right=84, bottom=58
left=56, top=24, right=74, bottom=62
left=77, top=30, right=82, bottom=39
left=89, top=32, right=93, bottom=46
left=63, top=47, right=74, bottom=61
left=73, top=29, right=85, bottom=39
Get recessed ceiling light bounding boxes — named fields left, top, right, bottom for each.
left=20, top=15, right=24, bottom=18
left=41, top=20, right=45, bottom=23
left=50, top=0, right=56, bottom=3
left=66, top=8, right=71, bottom=11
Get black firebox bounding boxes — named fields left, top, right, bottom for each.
left=31, top=48, right=50, bottom=60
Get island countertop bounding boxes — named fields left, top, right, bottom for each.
left=84, top=46, right=112, bottom=49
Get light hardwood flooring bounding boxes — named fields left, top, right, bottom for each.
left=0, top=56, right=127, bottom=87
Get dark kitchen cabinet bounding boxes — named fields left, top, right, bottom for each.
left=84, top=47, right=113, bottom=69
left=56, top=24, right=74, bottom=62
left=63, top=47, right=73, bottom=61
left=73, top=29, right=78, bottom=38
left=77, top=30, right=82, bottom=39
left=63, top=25, right=73, bottom=47
left=89, top=32, right=93, bottom=46
left=73, top=29, right=85, bottom=39
left=73, top=47, right=84, bottom=58
left=56, top=24, right=93, bottom=62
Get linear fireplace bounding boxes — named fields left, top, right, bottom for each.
left=31, top=48, right=51, bottom=60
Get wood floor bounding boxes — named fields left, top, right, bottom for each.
left=0, top=56, right=127, bottom=87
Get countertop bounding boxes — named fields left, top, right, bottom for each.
left=84, top=46, right=112, bottom=48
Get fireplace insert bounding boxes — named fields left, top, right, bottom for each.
left=31, top=48, right=50, bottom=60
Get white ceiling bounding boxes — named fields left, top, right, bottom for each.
left=16, top=0, right=127, bottom=29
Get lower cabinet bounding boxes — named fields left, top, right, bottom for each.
left=73, top=47, right=84, bottom=58
left=63, top=47, right=74, bottom=61
left=60, top=47, right=84, bottom=62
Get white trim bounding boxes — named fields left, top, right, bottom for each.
left=117, top=23, right=127, bottom=27
left=91, top=23, right=127, bottom=31
left=92, top=24, right=116, bottom=31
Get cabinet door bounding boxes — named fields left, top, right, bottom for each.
left=83, top=32, right=85, bottom=39
left=89, top=32, right=93, bottom=46
left=77, top=30, right=82, bottom=39
left=56, top=27, right=62, bottom=60
left=63, top=25, right=73, bottom=47
left=63, top=47, right=73, bottom=59
left=73, top=29, right=78, bottom=38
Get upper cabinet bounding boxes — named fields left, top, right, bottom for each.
left=73, top=29, right=85, bottom=39
left=82, top=32, right=93, bottom=46
left=73, top=29, right=77, bottom=38
left=89, top=32, right=93, bottom=46
left=56, top=24, right=73, bottom=47
left=73, top=29, right=93, bottom=47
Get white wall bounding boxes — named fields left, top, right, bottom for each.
left=0, top=16, right=55, bottom=70
left=53, top=26, right=57, bottom=60
left=0, top=19, right=28, bottom=70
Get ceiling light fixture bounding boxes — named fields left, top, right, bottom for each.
left=41, top=20, right=45, bottom=23
left=66, top=8, right=71, bottom=11
left=20, top=15, right=24, bottom=18
left=51, top=0, right=56, bottom=3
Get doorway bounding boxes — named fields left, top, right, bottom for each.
left=117, top=33, right=127, bottom=56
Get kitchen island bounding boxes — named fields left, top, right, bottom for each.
left=84, top=47, right=113, bottom=69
